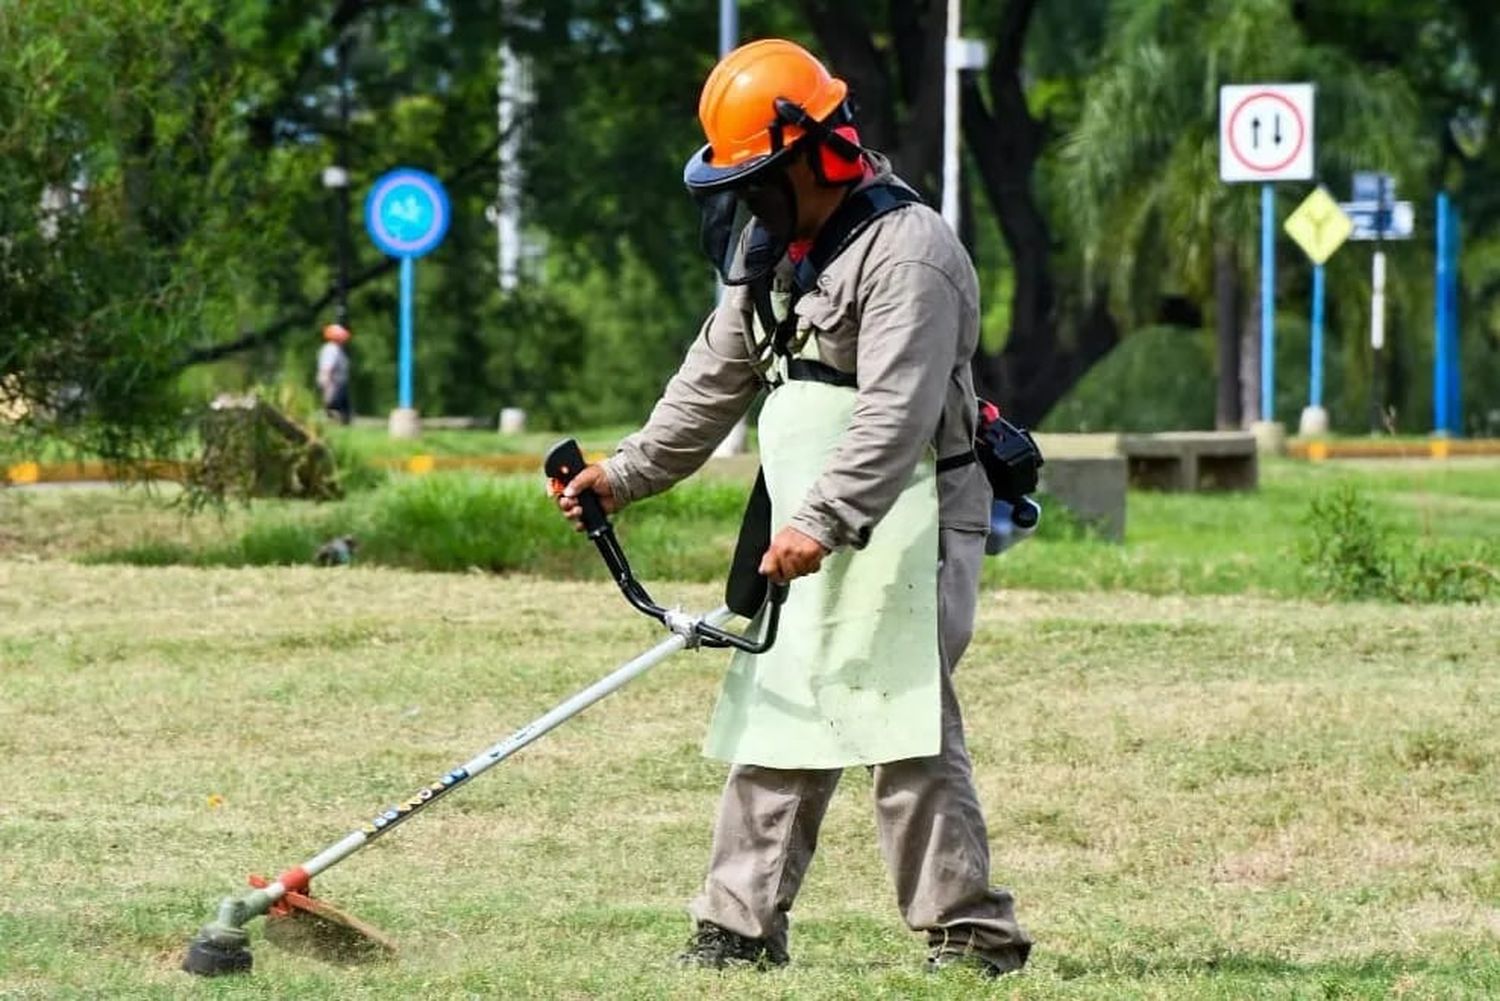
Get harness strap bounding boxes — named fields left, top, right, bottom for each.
left=750, top=182, right=924, bottom=378
left=935, top=451, right=977, bottom=473
left=785, top=358, right=856, bottom=388
left=793, top=185, right=923, bottom=296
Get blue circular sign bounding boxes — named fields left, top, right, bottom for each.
left=364, top=168, right=450, bottom=259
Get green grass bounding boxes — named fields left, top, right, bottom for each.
left=992, top=458, right=1500, bottom=596
left=5, top=457, right=1497, bottom=601
left=322, top=423, right=640, bottom=462
left=0, top=563, right=1497, bottom=998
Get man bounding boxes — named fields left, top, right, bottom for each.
left=317, top=323, right=352, bottom=425
left=555, top=39, right=1031, bottom=977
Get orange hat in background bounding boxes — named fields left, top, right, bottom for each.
left=323, top=323, right=351, bottom=343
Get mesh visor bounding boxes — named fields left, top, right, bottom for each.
left=692, top=178, right=796, bottom=286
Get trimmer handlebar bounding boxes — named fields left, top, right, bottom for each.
left=543, top=438, right=611, bottom=538
left=545, top=438, right=786, bottom=654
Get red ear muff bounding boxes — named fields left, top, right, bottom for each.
left=818, top=124, right=865, bottom=183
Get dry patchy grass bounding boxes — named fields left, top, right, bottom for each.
left=1, top=562, right=1498, bottom=998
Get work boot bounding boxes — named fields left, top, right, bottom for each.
left=925, top=936, right=1029, bottom=978
left=677, top=921, right=789, bottom=970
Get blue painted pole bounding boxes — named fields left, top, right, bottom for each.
left=1261, top=184, right=1276, bottom=421
left=1434, top=193, right=1450, bottom=435
left=399, top=256, right=414, bottom=410
left=1448, top=202, right=1462, bottom=434
left=1310, top=263, right=1326, bottom=409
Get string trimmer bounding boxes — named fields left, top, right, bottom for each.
left=181, top=439, right=787, bottom=976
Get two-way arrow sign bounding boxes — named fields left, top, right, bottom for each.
left=1220, top=84, right=1314, bottom=183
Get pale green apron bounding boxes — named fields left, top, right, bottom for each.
left=702, top=377, right=943, bottom=769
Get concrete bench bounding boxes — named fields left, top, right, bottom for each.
left=1038, top=456, right=1127, bottom=542
left=1118, top=431, right=1257, bottom=492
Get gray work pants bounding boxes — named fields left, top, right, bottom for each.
left=688, top=529, right=1032, bottom=968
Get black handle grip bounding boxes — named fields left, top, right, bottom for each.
left=544, top=438, right=609, bottom=537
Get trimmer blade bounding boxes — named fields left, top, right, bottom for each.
left=262, top=891, right=397, bottom=966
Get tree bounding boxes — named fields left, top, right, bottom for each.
left=0, top=0, right=276, bottom=462
left=1066, top=0, right=1425, bottom=429
left=796, top=0, right=1126, bottom=426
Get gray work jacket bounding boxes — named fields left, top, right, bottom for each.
left=602, top=159, right=991, bottom=550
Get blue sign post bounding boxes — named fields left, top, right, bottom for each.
left=365, top=169, right=450, bottom=427
left=1434, top=193, right=1463, bottom=436
left=1309, top=263, right=1326, bottom=411
left=1261, top=184, right=1276, bottom=422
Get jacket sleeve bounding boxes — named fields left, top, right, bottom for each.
left=600, top=291, right=760, bottom=506
left=787, top=260, right=961, bottom=550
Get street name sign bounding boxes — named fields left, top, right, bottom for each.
left=1338, top=200, right=1415, bottom=241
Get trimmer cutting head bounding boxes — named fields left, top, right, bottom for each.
left=261, top=889, right=397, bottom=965
left=180, top=874, right=394, bottom=976
left=181, top=931, right=254, bottom=977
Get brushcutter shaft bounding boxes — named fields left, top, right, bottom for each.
left=285, top=608, right=736, bottom=880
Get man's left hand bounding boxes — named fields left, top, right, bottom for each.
left=759, top=527, right=830, bottom=584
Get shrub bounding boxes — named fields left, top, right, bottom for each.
left=1301, top=485, right=1395, bottom=600
left=1301, top=485, right=1498, bottom=604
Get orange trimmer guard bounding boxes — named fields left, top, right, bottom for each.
left=248, top=874, right=397, bottom=965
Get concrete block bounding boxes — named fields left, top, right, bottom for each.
left=498, top=407, right=527, bottom=434
left=388, top=407, right=421, bottom=439
left=1119, top=431, right=1258, bottom=492
left=1039, top=456, right=1127, bottom=542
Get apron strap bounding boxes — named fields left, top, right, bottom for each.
left=725, top=469, right=774, bottom=618
left=785, top=358, right=856, bottom=389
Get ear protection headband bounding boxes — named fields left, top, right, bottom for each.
left=769, top=97, right=866, bottom=185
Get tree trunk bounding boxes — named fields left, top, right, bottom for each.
left=1214, top=239, right=1242, bottom=429
left=1240, top=271, right=1262, bottom=427
left=802, top=0, right=1121, bottom=427
left=960, top=0, right=1120, bottom=426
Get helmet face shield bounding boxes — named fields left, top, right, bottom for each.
left=694, top=189, right=748, bottom=283
left=691, top=169, right=799, bottom=286
left=684, top=38, right=859, bottom=287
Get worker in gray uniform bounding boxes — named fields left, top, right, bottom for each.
left=555, top=38, right=1031, bottom=977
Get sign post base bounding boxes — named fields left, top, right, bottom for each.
left=1250, top=420, right=1287, bottom=456
left=1297, top=406, right=1329, bottom=437
left=388, top=407, right=421, bottom=440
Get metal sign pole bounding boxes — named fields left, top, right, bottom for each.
left=1369, top=176, right=1388, bottom=433
left=719, top=0, right=736, bottom=56
left=710, top=0, right=746, bottom=458
left=1434, top=193, right=1450, bottom=436
left=1310, top=263, right=1325, bottom=411
left=399, top=257, right=415, bottom=411
left=941, top=0, right=961, bottom=231
left=1448, top=202, right=1462, bottom=433
left=1260, top=184, right=1276, bottom=422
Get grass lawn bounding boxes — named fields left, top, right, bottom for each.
left=323, top=424, right=643, bottom=462
left=5, top=457, right=1495, bottom=602
left=1, top=563, right=1498, bottom=998
left=995, top=458, right=1500, bottom=596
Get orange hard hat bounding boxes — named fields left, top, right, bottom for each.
left=684, top=39, right=851, bottom=192
left=323, top=323, right=351, bottom=343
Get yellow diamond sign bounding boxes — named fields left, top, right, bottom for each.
left=1284, top=186, right=1353, bottom=265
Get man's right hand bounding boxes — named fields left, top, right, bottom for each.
left=553, top=463, right=620, bottom=531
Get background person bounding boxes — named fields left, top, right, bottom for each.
left=317, top=323, right=352, bottom=425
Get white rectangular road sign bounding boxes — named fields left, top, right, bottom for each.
left=1220, top=84, right=1315, bottom=183
left=1338, top=200, right=1414, bottom=241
